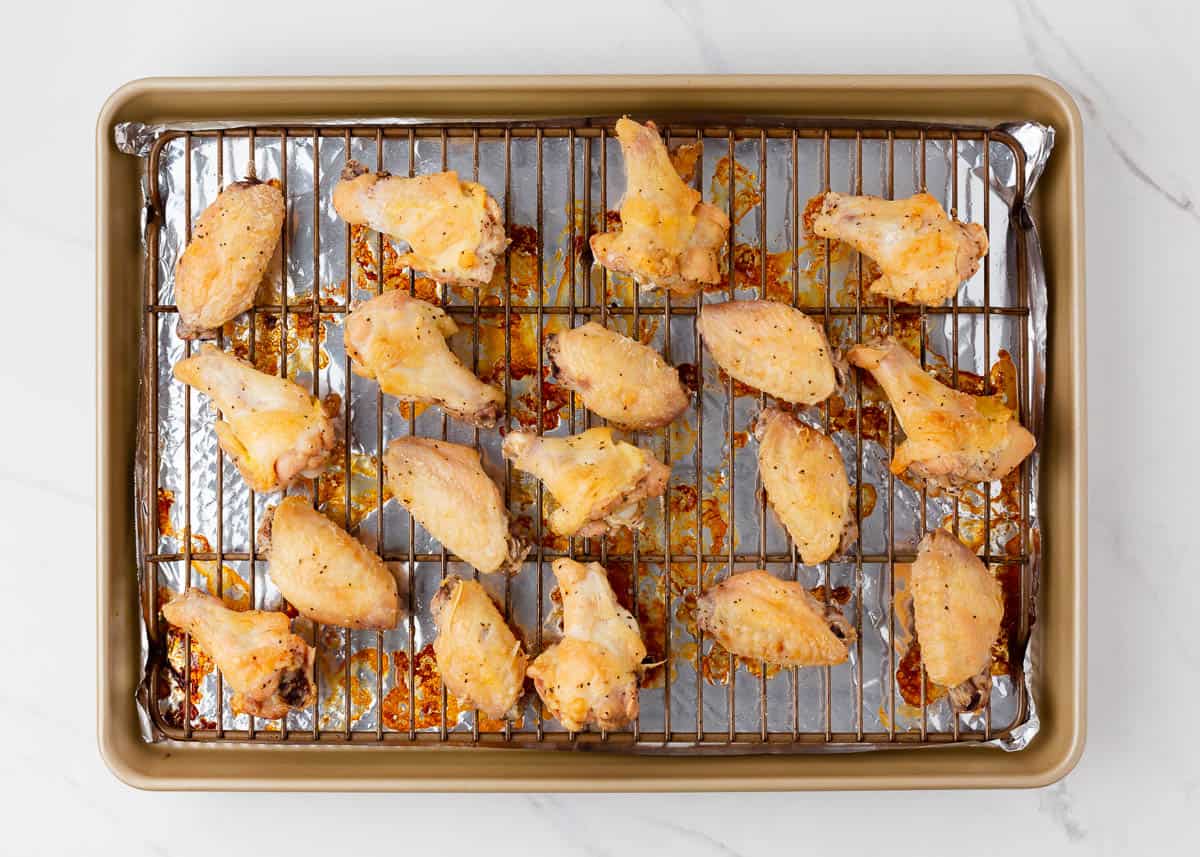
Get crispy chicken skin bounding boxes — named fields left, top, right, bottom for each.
left=910, top=529, right=1003, bottom=712
left=547, top=322, right=689, bottom=430
left=383, top=437, right=527, bottom=575
left=431, top=576, right=527, bottom=720
left=847, top=337, right=1035, bottom=489
left=344, top=290, right=504, bottom=427
left=174, top=178, right=285, bottom=339
left=173, top=344, right=339, bottom=493
left=696, top=570, right=854, bottom=667
left=697, top=300, right=837, bottom=405
left=333, top=161, right=508, bottom=289
left=162, top=588, right=315, bottom=719
left=754, top=409, right=854, bottom=565
left=259, top=496, right=399, bottom=629
left=527, top=559, right=647, bottom=731
left=806, top=191, right=988, bottom=306
left=501, top=427, right=670, bottom=538
left=589, top=118, right=730, bottom=298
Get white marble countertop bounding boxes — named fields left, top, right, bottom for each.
left=2, top=0, right=1195, bottom=852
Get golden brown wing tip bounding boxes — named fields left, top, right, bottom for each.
left=431, top=574, right=464, bottom=615
left=255, top=504, right=278, bottom=555
left=176, top=317, right=218, bottom=341
left=340, top=159, right=371, bottom=181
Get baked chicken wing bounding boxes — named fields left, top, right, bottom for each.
left=431, top=576, right=527, bottom=720
left=344, top=290, right=504, bottom=427
left=806, top=191, right=988, bottom=306
left=547, top=321, right=689, bottom=430
left=527, top=558, right=647, bottom=731
left=259, top=496, right=399, bottom=629
left=910, top=529, right=1003, bottom=712
left=696, top=570, right=854, bottom=667
left=333, top=161, right=507, bottom=289
left=383, top=437, right=527, bottom=575
left=697, top=300, right=837, bottom=405
left=174, top=178, right=285, bottom=339
left=755, top=408, right=854, bottom=565
left=173, top=344, right=339, bottom=493
left=162, top=588, right=315, bottom=719
left=847, top=337, right=1035, bottom=489
left=589, top=117, right=730, bottom=298
left=501, top=427, right=669, bottom=538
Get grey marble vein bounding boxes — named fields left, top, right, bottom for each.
left=1012, top=0, right=1200, bottom=222
left=1038, top=782, right=1087, bottom=842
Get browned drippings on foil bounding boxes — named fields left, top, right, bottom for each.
left=348, top=223, right=441, bottom=302
left=797, top=205, right=889, bottom=307
left=897, top=637, right=946, bottom=707
left=811, top=585, right=853, bottom=605
left=701, top=472, right=732, bottom=556
left=154, top=489, right=251, bottom=611
left=317, top=646, right=390, bottom=726
left=317, top=451, right=391, bottom=531
left=381, top=644, right=518, bottom=733
left=727, top=244, right=797, bottom=303
left=156, top=487, right=177, bottom=540
left=514, top=368, right=572, bottom=433
left=159, top=626, right=217, bottom=730
left=711, top=157, right=762, bottom=225
left=668, top=140, right=703, bottom=185
left=714, top=368, right=762, bottom=401
left=226, top=310, right=328, bottom=377
left=606, top=561, right=669, bottom=688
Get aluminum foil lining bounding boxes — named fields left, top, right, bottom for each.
left=119, top=118, right=1052, bottom=753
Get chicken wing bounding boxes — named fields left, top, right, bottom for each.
left=806, top=191, right=988, bottom=306
left=697, top=300, right=837, bottom=405
left=846, top=337, right=1035, bottom=489
left=259, top=496, right=399, bottom=629
left=333, top=161, right=507, bottom=289
left=501, top=427, right=669, bottom=538
left=910, top=529, right=1003, bottom=712
left=173, top=344, right=339, bottom=493
left=527, top=558, right=646, bottom=731
left=589, top=117, right=730, bottom=298
left=174, top=178, right=285, bottom=339
left=754, top=408, right=854, bottom=565
left=383, top=437, right=527, bottom=574
left=431, top=576, right=527, bottom=720
left=344, top=290, right=504, bottom=427
left=547, top=321, right=689, bottom=430
left=696, top=570, right=854, bottom=667
left=162, top=588, right=315, bottom=719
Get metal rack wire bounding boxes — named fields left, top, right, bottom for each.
left=139, top=116, right=1034, bottom=751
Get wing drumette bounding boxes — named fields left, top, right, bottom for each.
left=173, top=344, right=339, bottom=493
left=501, top=427, right=669, bottom=538
left=589, top=117, right=730, bottom=298
left=847, top=337, right=1035, bottom=490
left=344, top=290, right=504, bottom=427
left=333, top=161, right=507, bottom=289
left=806, top=191, right=987, bottom=306
left=162, top=588, right=315, bottom=719
left=526, top=559, right=646, bottom=731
